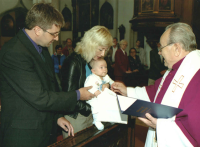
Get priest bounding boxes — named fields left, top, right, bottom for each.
left=111, top=22, right=200, bottom=147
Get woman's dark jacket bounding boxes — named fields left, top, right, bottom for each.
left=61, top=52, right=91, bottom=119
left=128, top=55, right=143, bottom=72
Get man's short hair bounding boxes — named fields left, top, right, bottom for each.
left=113, top=37, right=118, bottom=42
left=166, top=23, right=197, bottom=51
left=136, top=40, right=140, bottom=43
left=66, top=38, right=72, bottom=42
left=25, top=3, right=65, bottom=30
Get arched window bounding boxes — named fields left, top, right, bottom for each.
left=100, top=1, right=113, bottom=29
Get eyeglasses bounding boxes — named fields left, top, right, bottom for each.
left=159, top=42, right=175, bottom=52
left=44, top=30, right=60, bottom=37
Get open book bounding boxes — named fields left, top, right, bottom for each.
left=117, top=95, right=183, bottom=118
left=95, top=88, right=128, bottom=124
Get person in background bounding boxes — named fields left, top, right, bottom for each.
left=135, top=40, right=148, bottom=68
left=126, top=47, right=144, bottom=86
left=148, top=42, right=167, bottom=85
left=104, top=37, right=119, bottom=80
left=52, top=45, right=66, bottom=90
left=112, top=22, right=200, bottom=147
left=62, top=38, right=74, bottom=57
left=114, top=39, right=132, bottom=83
left=0, top=3, right=94, bottom=147
left=84, top=58, right=114, bottom=130
left=128, top=47, right=143, bottom=73
left=61, top=25, right=113, bottom=138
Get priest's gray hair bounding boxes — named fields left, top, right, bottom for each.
left=166, top=22, right=197, bottom=51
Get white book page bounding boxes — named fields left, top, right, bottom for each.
left=96, top=89, right=128, bottom=124
left=117, top=95, right=137, bottom=111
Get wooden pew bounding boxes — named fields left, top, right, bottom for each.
left=48, top=118, right=136, bottom=147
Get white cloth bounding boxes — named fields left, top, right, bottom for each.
left=127, top=50, right=200, bottom=147
left=95, top=88, right=127, bottom=124
left=84, top=73, right=114, bottom=97
left=84, top=74, right=127, bottom=124
left=85, top=73, right=114, bottom=114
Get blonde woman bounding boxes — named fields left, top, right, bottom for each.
left=61, top=26, right=113, bottom=138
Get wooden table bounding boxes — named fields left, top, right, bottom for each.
left=48, top=119, right=136, bottom=147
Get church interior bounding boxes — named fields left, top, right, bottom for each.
left=0, top=0, right=200, bottom=146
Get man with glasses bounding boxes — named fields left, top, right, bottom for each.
left=0, top=3, right=94, bottom=147
left=112, top=22, right=200, bottom=147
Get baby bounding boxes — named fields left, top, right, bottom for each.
left=84, top=58, right=114, bottom=130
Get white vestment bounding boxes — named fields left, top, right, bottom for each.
left=127, top=50, right=200, bottom=147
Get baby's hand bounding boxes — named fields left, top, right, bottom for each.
left=94, top=90, right=101, bottom=97
left=102, top=83, right=109, bottom=91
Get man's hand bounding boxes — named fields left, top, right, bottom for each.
left=102, top=83, right=109, bottom=91
left=57, top=117, right=74, bottom=137
left=59, top=65, right=62, bottom=69
left=79, top=86, right=95, bottom=100
left=111, top=82, right=127, bottom=96
left=138, top=113, right=157, bottom=129
left=126, top=70, right=132, bottom=73
left=133, top=69, right=139, bottom=72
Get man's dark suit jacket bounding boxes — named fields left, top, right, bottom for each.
left=0, top=30, right=77, bottom=147
left=148, top=48, right=167, bottom=80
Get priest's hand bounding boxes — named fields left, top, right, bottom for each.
left=79, top=86, right=95, bottom=100
left=138, top=113, right=157, bottom=129
left=126, top=70, right=132, bottom=73
left=57, top=117, right=74, bottom=136
left=111, top=82, right=127, bottom=96
left=160, top=70, right=166, bottom=75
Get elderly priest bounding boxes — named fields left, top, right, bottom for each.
left=111, top=22, right=200, bottom=147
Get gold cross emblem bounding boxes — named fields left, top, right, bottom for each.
left=172, top=75, right=184, bottom=92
